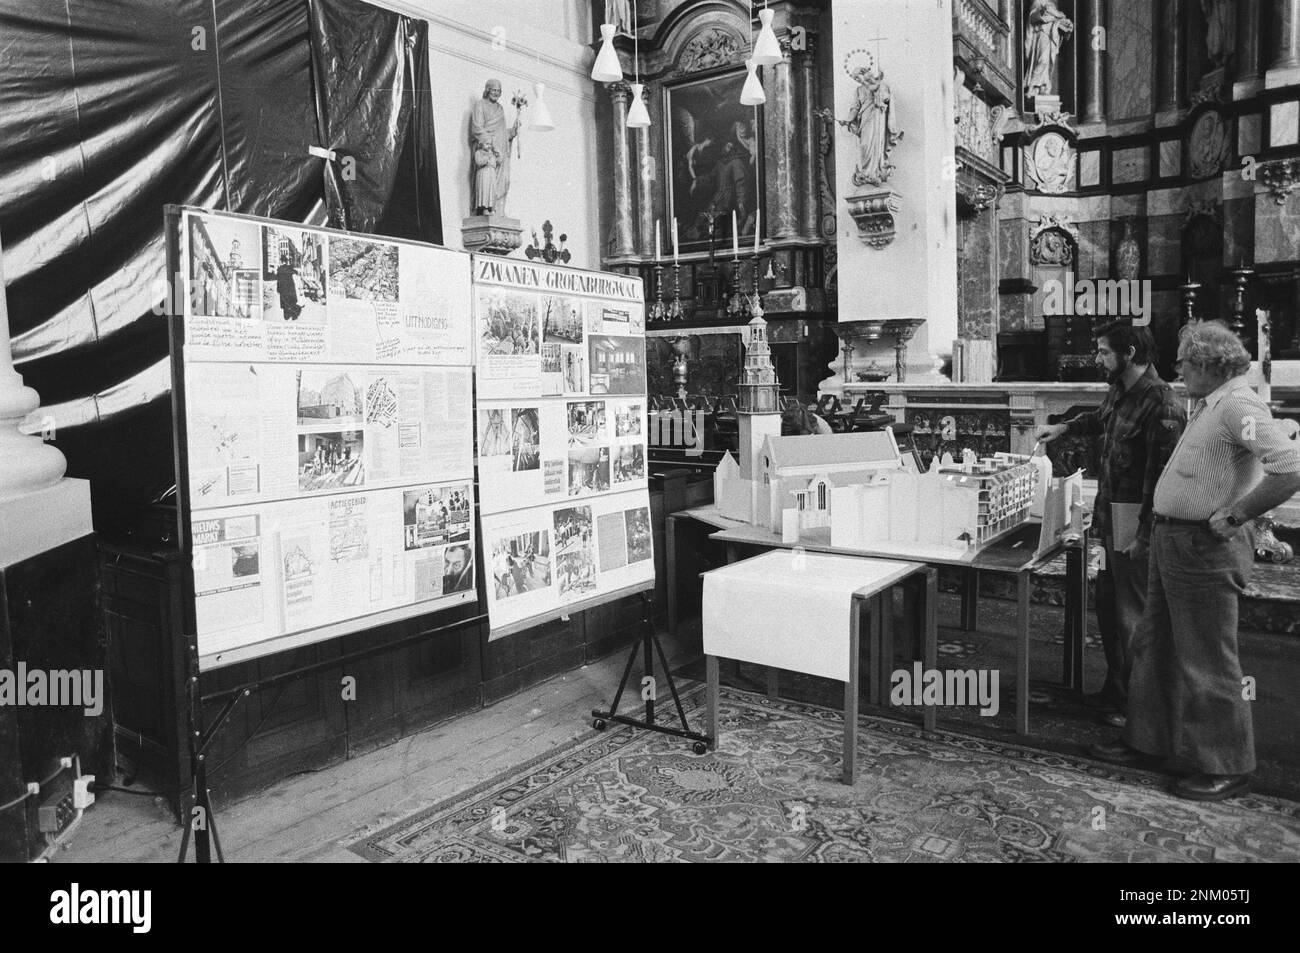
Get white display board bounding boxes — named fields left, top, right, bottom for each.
left=471, top=255, right=653, bottom=636
left=172, top=208, right=477, bottom=669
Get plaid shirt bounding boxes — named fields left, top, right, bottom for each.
left=1064, top=365, right=1186, bottom=537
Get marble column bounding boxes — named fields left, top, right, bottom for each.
left=766, top=37, right=800, bottom=244
left=1080, top=0, right=1106, bottom=123
left=795, top=37, right=821, bottom=242
left=635, top=101, right=654, bottom=257
left=608, top=82, right=635, bottom=260
left=1155, top=0, right=1187, bottom=113
left=1268, top=0, right=1300, bottom=82
left=1235, top=0, right=1263, bottom=92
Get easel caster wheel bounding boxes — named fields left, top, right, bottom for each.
left=692, top=742, right=707, bottom=755
left=592, top=718, right=607, bottom=731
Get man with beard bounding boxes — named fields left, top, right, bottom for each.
left=1035, top=322, right=1184, bottom=727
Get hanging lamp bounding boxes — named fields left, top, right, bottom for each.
left=530, top=82, right=555, bottom=131
left=591, top=23, right=623, bottom=83
left=625, top=5, right=651, bottom=127
left=739, top=2, right=766, bottom=106
left=752, top=5, right=782, bottom=66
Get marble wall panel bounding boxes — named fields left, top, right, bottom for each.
left=1000, top=218, right=1030, bottom=279
left=1271, top=102, right=1300, bottom=148
left=1109, top=0, right=1154, bottom=120
left=1254, top=189, right=1300, bottom=264
left=1076, top=219, right=1110, bottom=277
left=1239, top=114, right=1262, bottom=156
left=1147, top=213, right=1184, bottom=275
left=1159, top=140, right=1182, bottom=178
left=1113, top=146, right=1151, bottom=184
left=958, top=215, right=997, bottom=341
left=1223, top=197, right=1255, bottom=269
left=1080, top=151, right=1101, bottom=188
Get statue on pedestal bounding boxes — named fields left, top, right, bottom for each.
left=470, top=79, right=520, bottom=216
left=1023, top=0, right=1073, bottom=101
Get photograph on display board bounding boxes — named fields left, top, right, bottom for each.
left=541, top=296, right=584, bottom=344
left=441, top=543, right=474, bottom=595
left=587, top=335, right=646, bottom=396
left=263, top=226, right=327, bottom=322
left=585, top=301, right=602, bottom=333
left=296, top=370, right=363, bottom=427
left=328, top=496, right=369, bottom=563
left=511, top=408, right=541, bottom=471
left=402, top=484, right=472, bottom=551
left=614, top=402, right=642, bottom=437
left=480, top=407, right=511, bottom=457
left=298, top=430, right=365, bottom=492
left=554, top=504, right=597, bottom=599
left=328, top=236, right=400, bottom=302
left=613, top=444, right=644, bottom=484
left=625, top=506, right=653, bottom=563
left=567, top=400, right=605, bottom=445
left=568, top=446, right=610, bottom=495
left=491, top=530, right=552, bottom=599
left=187, top=215, right=262, bottom=319
left=365, top=377, right=399, bottom=429
left=601, top=306, right=630, bottom=327
left=231, top=543, right=260, bottom=577
left=479, top=289, right=540, bottom=355
left=540, top=343, right=563, bottom=396
left=562, top=346, right=586, bottom=394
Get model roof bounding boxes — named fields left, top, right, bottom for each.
left=762, top=431, right=900, bottom=471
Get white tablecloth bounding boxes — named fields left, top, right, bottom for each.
left=702, top=550, right=919, bottom=682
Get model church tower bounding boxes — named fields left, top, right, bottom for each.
left=737, top=311, right=782, bottom=492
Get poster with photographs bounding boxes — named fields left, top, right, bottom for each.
left=179, top=207, right=472, bottom=365
left=481, top=491, right=654, bottom=635
left=472, top=254, right=649, bottom=636
left=173, top=208, right=478, bottom=669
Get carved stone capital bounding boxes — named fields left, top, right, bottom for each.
left=845, top=190, right=901, bottom=249
left=462, top=214, right=523, bottom=256
left=1259, top=158, right=1300, bottom=205
left=608, top=81, right=633, bottom=105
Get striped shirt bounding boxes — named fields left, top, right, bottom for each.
left=1153, top=377, right=1300, bottom=521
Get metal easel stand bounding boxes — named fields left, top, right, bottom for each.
left=590, top=591, right=712, bottom=754
left=177, top=636, right=249, bottom=864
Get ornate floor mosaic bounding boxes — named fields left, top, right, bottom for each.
left=351, top=688, right=1300, bottom=863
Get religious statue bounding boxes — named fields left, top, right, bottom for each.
left=1201, top=0, right=1235, bottom=70
left=606, top=0, right=633, bottom=36
left=470, top=78, right=520, bottom=216
left=840, top=61, right=902, bottom=187
left=1023, top=0, right=1073, bottom=101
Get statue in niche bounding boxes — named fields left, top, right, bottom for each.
left=470, top=78, right=520, bottom=216
left=1024, top=0, right=1074, bottom=100
left=606, top=0, right=633, bottom=37
left=841, top=53, right=903, bottom=187
left=1201, top=0, right=1235, bottom=70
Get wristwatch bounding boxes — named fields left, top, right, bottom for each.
left=1225, top=512, right=1243, bottom=527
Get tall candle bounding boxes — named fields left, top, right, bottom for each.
left=672, top=218, right=679, bottom=263
left=655, top=219, right=661, bottom=260
left=754, top=208, right=761, bottom=253
left=732, top=210, right=739, bottom=257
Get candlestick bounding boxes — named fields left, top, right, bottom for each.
left=668, top=260, right=684, bottom=321
left=649, top=261, right=667, bottom=323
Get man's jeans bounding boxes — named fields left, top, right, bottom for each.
left=1094, top=532, right=1148, bottom=704
left=1124, top=523, right=1256, bottom=775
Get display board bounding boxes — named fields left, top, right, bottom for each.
left=168, top=207, right=477, bottom=670
left=472, top=255, right=653, bottom=636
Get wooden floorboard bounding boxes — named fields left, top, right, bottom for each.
left=52, top=632, right=695, bottom=864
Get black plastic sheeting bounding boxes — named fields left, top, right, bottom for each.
left=0, top=0, right=441, bottom=541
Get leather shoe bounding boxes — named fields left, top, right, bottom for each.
left=1173, top=773, right=1251, bottom=802
left=1099, top=711, right=1127, bottom=729
left=1087, top=738, right=1151, bottom=764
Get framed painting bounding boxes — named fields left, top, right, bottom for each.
left=663, top=68, right=765, bottom=254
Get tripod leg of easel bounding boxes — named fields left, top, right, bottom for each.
left=650, top=621, right=692, bottom=732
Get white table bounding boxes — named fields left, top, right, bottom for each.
left=701, top=550, right=935, bottom=784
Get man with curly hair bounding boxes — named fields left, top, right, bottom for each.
left=1090, top=322, right=1300, bottom=801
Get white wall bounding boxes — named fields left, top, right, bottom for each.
left=364, top=1, right=603, bottom=267
left=831, top=0, right=958, bottom=373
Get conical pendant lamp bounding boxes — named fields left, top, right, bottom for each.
left=740, top=58, right=766, bottom=105
left=591, top=23, right=623, bottom=83
left=530, top=82, right=555, bottom=131
left=627, top=83, right=651, bottom=128
left=752, top=8, right=782, bottom=65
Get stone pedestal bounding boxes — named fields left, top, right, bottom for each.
left=461, top=214, right=523, bottom=256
